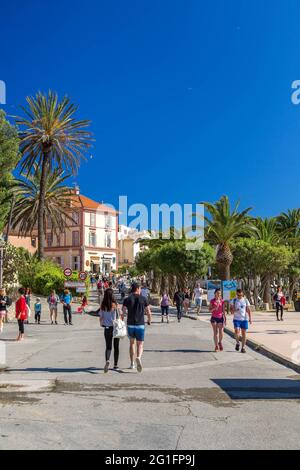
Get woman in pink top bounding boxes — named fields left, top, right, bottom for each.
left=209, top=288, right=226, bottom=352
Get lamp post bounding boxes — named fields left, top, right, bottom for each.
left=0, top=236, right=6, bottom=289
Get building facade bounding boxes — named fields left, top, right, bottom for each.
left=118, top=225, right=151, bottom=266
left=8, top=189, right=118, bottom=274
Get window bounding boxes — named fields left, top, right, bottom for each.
left=72, top=231, right=80, bottom=247
left=56, top=235, right=61, bottom=246
left=89, top=231, right=96, bottom=247
left=72, top=212, right=80, bottom=225
left=90, top=213, right=96, bottom=227
left=46, top=233, right=53, bottom=247
left=31, top=238, right=36, bottom=247
left=105, top=214, right=112, bottom=228
left=105, top=232, right=111, bottom=248
left=72, top=256, right=80, bottom=271
left=55, top=256, right=62, bottom=266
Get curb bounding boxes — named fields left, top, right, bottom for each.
left=186, top=314, right=300, bottom=375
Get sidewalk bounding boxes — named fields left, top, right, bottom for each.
left=186, top=308, right=300, bottom=373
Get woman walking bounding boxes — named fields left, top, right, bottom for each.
left=183, top=288, right=190, bottom=315
left=47, top=290, right=59, bottom=324
left=209, top=288, right=226, bottom=352
left=25, top=287, right=31, bottom=323
left=99, top=288, right=122, bottom=373
left=15, top=288, right=27, bottom=341
left=0, top=288, right=11, bottom=333
left=61, top=289, right=73, bottom=325
left=273, top=286, right=286, bottom=321
left=160, top=292, right=171, bottom=323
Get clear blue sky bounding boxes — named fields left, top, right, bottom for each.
left=1, top=0, right=300, bottom=217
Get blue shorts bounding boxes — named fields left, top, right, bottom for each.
left=233, top=320, right=249, bottom=330
left=195, top=298, right=202, bottom=307
left=127, top=325, right=145, bottom=342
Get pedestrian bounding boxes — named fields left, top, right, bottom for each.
left=193, top=283, right=203, bottom=315
left=173, top=288, right=184, bottom=322
left=230, top=288, right=252, bottom=353
left=183, top=288, right=190, bottom=315
left=25, top=287, right=32, bottom=324
left=160, top=292, right=171, bottom=323
left=61, top=289, right=73, bottom=325
left=15, top=287, right=27, bottom=341
left=0, top=288, right=11, bottom=333
left=141, top=284, right=150, bottom=301
left=209, top=288, right=226, bottom=352
left=99, top=288, right=123, bottom=373
left=273, top=286, right=286, bottom=321
left=122, top=282, right=152, bottom=372
left=120, top=281, right=126, bottom=301
left=47, top=290, right=59, bottom=324
left=34, top=297, right=42, bottom=324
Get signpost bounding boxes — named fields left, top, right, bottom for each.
left=64, top=281, right=85, bottom=288
left=222, top=280, right=238, bottom=301
left=207, top=280, right=222, bottom=301
left=63, top=268, right=73, bottom=277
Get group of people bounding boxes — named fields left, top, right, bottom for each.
left=158, top=284, right=203, bottom=323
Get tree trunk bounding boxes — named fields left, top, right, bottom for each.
left=37, top=153, right=49, bottom=259
left=216, top=243, right=233, bottom=280
left=262, top=273, right=271, bottom=304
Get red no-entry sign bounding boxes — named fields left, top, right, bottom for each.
left=64, top=268, right=73, bottom=277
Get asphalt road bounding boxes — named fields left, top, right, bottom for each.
left=0, top=304, right=299, bottom=449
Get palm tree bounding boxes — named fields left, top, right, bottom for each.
left=253, top=217, right=282, bottom=245
left=16, top=91, right=92, bottom=258
left=276, top=209, right=300, bottom=248
left=204, top=196, right=254, bottom=280
left=11, top=166, right=75, bottom=238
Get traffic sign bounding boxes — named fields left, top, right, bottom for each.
left=79, top=271, right=87, bottom=281
left=64, top=268, right=72, bottom=277
left=64, top=281, right=85, bottom=288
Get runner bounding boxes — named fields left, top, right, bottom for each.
left=99, top=288, right=122, bottom=373
left=193, top=283, right=203, bottom=315
left=273, top=286, right=286, bottom=321
left=15, top=287, right=27, bottom=341
left=34, top=297, right=42, bottom=324
left=122, top=282, right=151, bottom=372
left=173, top=288, right=184, bottom=322
left=0, top=288, right=11, bottom=333
left=230, top=288, right=252, bottom=353
left=160, top=291, right=171, bottom=323
left=61, top=289, right=73, bottom=325
left=47, top=290, right=59, bottom=324
left=209, top=288, right=226, bottom=352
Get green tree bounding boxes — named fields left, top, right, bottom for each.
left=16, top=91, right=92, bottom=259
left=0, top=111, right=20, bottom=232
left=11, top=166, right=75, bottom=237
left=204, top=195, right=254, bottom=280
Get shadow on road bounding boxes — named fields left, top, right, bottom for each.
left=144, top=349, right=212, bottom=353
left=213, top=378, right=300, bottom=399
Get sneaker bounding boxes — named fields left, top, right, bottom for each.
left=218, top=342, right=223, bottom=351
left=64, top=323, right=68, bottom=326
left=51, top=321, right=54, bottom=325
left=136, top=357, right=143, bottom=373
left=235, top=342, right=240, bottom=351
left=104, top=361, right=110, bottom=373
left=113, top=366, right=119, bottom=371
left=241, top=348, right=246, bottom=353
left=55, top=321, right=58, bottom=325
left=129, top=363, right=135, bottom=370
left=69, top=322, right=73, bottom=326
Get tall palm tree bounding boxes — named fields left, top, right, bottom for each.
left=204, top=196, right=254, bottom=280
left=11, top=166, right=75, bottom=238
left=276, top=209, right=300, bottom=248
left=253, top=217, right=283, bottom=245
left=16, top=91, right=92, bottom=258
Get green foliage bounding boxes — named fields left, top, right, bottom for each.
left=33, top=262, right=65, bottom=296
left=0, top=111, right=20, bottom=231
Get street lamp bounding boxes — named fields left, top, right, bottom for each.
left=0, top=235, right=6, bottom=289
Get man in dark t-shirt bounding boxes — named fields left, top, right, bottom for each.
left=122, top=282, right=151, bottom=372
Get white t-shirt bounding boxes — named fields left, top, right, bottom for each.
left=194, top=287, right=203, bottom=299
left=231, top=297, right=250, bottom=320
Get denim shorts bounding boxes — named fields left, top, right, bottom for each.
left=195, top=298, right=202, bottom=306
left=233, top=319, right=249, bottom=330
left=127, top=325, right=145, bottom=341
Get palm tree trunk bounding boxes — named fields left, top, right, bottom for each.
left=37, top=153, right=49, bottom=259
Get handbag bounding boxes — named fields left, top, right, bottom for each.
left=113, top=308, right=127, bottom=339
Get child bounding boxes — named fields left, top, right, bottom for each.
left=34, top=298, right=42, bottom=324
left=78, top=295, right=88, bottom=314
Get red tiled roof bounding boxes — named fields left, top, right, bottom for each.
left=71, top=194, right=117, bottom=214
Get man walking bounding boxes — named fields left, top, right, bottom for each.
left=173, top=289, right=184, bottom=322
left=193, top=283, right=203, bottom=315
left=122, top=282, right=151, bottom=372
left=230, top=288, right=252, bottom=353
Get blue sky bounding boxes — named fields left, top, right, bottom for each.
left=1, top=0, right=300, bottom=218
